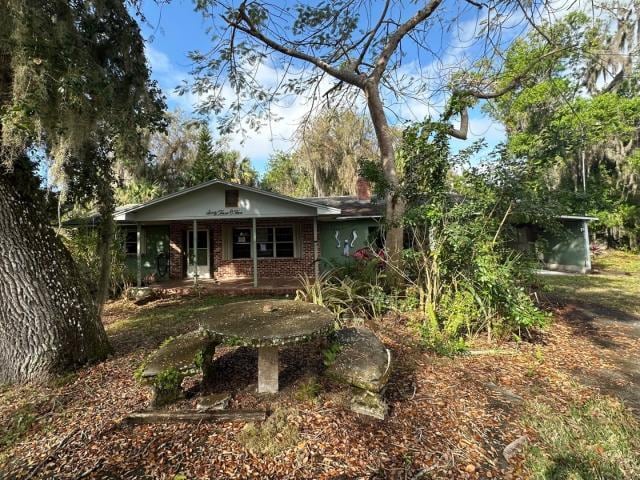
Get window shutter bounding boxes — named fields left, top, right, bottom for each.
left=222, top=225, right=232, bottom=260
left=294, top=224, right=303, bottom=258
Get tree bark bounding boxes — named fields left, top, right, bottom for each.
left=365, top=82, right=405, bottom=280
left=0, top=172, right=112, bottom=384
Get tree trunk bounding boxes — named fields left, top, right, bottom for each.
left=95, top=176, right=115, bottom=312
left=0, top=172, right=112, bottom=384
left=365, top=83, right=405, bottom=280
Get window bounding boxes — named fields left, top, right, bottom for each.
left=231, top=226, right=295, bottom=259
left=274, top=227, right=294, bottom=257
left=232, top=228, right=251, bottom=259
left=256, top=227, right=274, bottom=258
left=124, top=230, right=138, bottom=255
left=225, top=189, right=239, bottom=207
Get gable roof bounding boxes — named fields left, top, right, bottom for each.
left=114, top=180, right=341, bottom=221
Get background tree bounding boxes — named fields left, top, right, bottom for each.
left=296, top=108, right=379, bottom=196
left=487, top=6, right=640, bottom=247
left=185, top=0, right=565, bottom=274
left=0, top=0, right=165, bottom=383
left=188, top=126, right=225, bottom=185
left=116, top=110, right=200, bottom=201
left=261, top=151, right=314, bottom=197
left=186, top=134, right=258, bottom=187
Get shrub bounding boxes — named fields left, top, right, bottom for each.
left=296, top=265, right=391, bottom=323
left=61, top=224, right=130, bottom=298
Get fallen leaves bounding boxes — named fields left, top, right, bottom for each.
left=0, top=296, right=637, bottom=479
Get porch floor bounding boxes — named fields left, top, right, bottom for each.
left=149, top=277, right=301, bottom=296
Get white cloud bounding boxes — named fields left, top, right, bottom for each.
left=145, top=35, right=510, bottom=173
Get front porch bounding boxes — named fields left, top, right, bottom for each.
left=149, top=277, right=301, bottom=296
left=115, top=180, right=339, bottom=291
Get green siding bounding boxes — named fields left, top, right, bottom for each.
left=541, top=219, right=590, bottom=272
left=124, top=225, right=170, bottom=281
left=318, top=219, right=381, bottom=270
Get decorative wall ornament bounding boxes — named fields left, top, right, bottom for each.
left=350, top=230, right=358, bottom=247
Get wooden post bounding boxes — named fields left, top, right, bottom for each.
left=136, top=223, right=142, bottom=287
left=252, top=217, right=258, bottom=287
left=313, top=217, right=319, bottom=278
left=258, top=346, right=278, bottom=393
left=193, top=219, right=198, bottom=287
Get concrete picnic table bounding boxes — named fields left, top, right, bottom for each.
left=201, top=299, right=334, bottom=393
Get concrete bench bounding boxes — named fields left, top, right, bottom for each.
left=138, top=329, right=219, bottom=408
left=324, top=327, right=392, bottom=419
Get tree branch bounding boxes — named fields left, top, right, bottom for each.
left=228, top=4, right=364, bottom=87
left=449, top=108, right=469, bottom=140
left=371, top=0, right=444, bottom=80
left=458, top=46, right=571, bottom=99
left=356, top=0, right=391, bottom=69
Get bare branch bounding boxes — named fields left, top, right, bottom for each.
left=228, top=3, right=364, bottom=87
left=355, top=0, right=391, bottom=69
left=371, top=0, right=444, bottom=81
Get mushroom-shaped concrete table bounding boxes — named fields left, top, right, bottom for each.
left=201, top=299, right=334, bottom=393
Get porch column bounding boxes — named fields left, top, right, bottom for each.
left=313, top=217, right=319, bottom=278
left=252, top=217, right=258, bottom=287
left=193, top=219, right=198, bottom=287
left=136, top=223, right=142, bottom=287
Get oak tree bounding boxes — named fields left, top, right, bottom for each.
left=0, top=0, right=165, bottom=382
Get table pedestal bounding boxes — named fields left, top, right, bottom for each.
left=258, top=346, right=279, bottom=393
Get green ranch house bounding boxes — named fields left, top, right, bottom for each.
left=109, top=178, right=595, bottom=293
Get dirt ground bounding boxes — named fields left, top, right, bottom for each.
left=0, top=292, right=638, bottom=479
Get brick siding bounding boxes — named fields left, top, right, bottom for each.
left=168, top=218, right=317, bottom=281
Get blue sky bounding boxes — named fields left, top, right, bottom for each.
left=135, top=0, right=566, bottom=174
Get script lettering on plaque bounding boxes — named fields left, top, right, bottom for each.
left=206, top=208, right=244, bottom=216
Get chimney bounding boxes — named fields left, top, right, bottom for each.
left=356, top=177, right=371, bottom=202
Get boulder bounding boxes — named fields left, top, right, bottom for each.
left=125, top=287, right=157, bottom=305
left=325, top=327, right=391, bottom=393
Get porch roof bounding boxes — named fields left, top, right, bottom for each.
left=114, top=180, right=341, bottom=222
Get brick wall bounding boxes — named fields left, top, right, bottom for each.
left=213, top=218, right=316, bottom=281
left=168, top=218, right=317, bottom=281
left=169, top=223, right=187, bottom=279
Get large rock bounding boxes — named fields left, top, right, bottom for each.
left=125, top=287, right=158, bottom=305
left=326, top=327, right=391, bottom=393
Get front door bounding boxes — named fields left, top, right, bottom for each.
left=187, top=229, right=210, bottom=278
